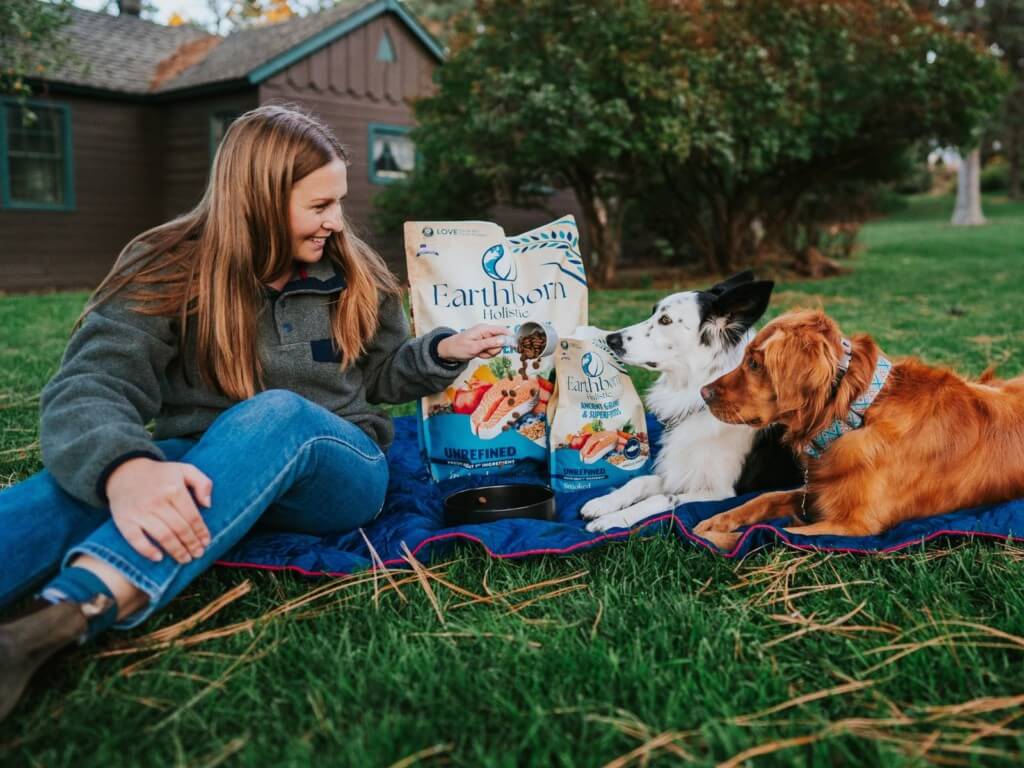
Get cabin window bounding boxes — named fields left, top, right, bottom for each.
left=377, top=31, right=397, bottom=63
left=209, top=111, right=241, bottom=164
left=368, top=124, right=415, bottom=184
left=0, top=100, right=74, bottom=211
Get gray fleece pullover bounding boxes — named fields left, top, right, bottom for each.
left=39, top=257, right=466, bottom=508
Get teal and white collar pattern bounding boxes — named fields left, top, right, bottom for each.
left=805, top=340, right=892, bottom=460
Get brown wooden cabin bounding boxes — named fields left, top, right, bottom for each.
left=0, top=0, right=579, bottom=292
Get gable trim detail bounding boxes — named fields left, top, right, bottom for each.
left=247, top=0, right=444, bottom=85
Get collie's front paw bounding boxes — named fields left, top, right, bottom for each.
left=585, top=512, right=633, bottom=533
left=580, top=495, right=621, bottom=520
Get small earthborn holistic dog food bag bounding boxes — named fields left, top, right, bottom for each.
left=548, top=327, right=651, bottom=492
left=405, top=216, right=588, bottom=482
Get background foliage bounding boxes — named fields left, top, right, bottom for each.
left=376, top=0, right=1007, bottom=283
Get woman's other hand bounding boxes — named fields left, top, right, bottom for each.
left=105, top=458, right=214, bottom=563
left=436, top=325, right=509, bottom=361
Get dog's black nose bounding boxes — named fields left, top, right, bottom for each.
left=606, top=332, right=624, bottom=354
left=700, top=385, right=716, bottom=403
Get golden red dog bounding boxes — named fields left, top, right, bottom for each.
left=693, top=309, right=1024, bottom=550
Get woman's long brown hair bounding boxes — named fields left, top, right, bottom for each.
left=82, top=104, right=400, bottom=401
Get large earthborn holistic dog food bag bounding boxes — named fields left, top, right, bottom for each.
left=548, top=327, right=651, bottom=492
left=405, top=216, right=588, bottom=482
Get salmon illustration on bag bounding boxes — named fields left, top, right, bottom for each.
left=548, top=327, right=651, bottom=492
left=405, top=216, right=588, bottom=482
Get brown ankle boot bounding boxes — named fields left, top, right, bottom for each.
left=0, top=596, right=109, bottom=722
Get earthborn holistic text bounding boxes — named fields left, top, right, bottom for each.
left=548, top=327, right=652, bottom=492
left=405, top=216, right=588, bottom=482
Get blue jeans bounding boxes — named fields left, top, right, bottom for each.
left=0, top=390, right=389, bottom=628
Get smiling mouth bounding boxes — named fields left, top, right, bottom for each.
left=309, top=237, right=326, bottom=248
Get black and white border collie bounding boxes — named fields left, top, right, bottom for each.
left=581, top=271, right=802, bottom=532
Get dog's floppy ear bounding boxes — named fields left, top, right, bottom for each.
left=707, top=270, right=755, bottom=296
left=763, top=314, right=839, bottom=436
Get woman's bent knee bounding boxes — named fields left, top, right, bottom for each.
left=206, top=390, right=348, bottom=448
left=223, top=389, right=318, bottom=426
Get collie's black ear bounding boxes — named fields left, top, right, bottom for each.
left=705, top=280, right=775, bottom=339
left=707, top=270, right=755, bottom=296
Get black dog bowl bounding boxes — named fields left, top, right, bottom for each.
left=443, top=484, right=556, bottom=527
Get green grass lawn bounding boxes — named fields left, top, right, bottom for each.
left=2, top=195, right=1024, bottom=767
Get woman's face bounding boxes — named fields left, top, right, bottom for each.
left=288, top=158, right=348, bottom=264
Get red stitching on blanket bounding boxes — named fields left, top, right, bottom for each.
left=214, top=516, right=1014, bottom=578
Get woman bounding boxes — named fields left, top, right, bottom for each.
left=0, top=104, right=506, bottom=719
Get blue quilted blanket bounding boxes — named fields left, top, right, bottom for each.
left=218, top=415, right=1023, bottom=576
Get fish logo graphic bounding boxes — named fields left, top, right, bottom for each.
left=581, top=351, right=604, bottom=378
left=481, top=243, right=517, bottom=282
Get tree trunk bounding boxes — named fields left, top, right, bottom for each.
left=951, top=147, right=986, bottom=226
left=712, top=206, right=758, bottom=274
left=575, top=189, right=625, bottom=287
left=1009, top=124, right=1022, bottom=200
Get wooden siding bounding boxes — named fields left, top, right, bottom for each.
left=0, top=96, right=163, bottom=291
left=0, top=89, right=257, bottom=292
left=159, top=90, right=259, bottom=221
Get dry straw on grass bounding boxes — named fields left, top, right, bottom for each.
left=718, top=670, right=1024, bottom=765
left=360, top=527, right=409, bottom=607
left=717, top=733, right=823, bottom=768
left=718, top=612, right=1024, bottom=765
left=0, top=439, right=39, bottom=458
left=148, top=628, right=275, bottom=732
left=730, top=552, right=874, bottom=612
left=189, top=733, right=249, bottom=768
left=921, top=693, right=1024, bottom=722
left=731, top=680, right=876, bottom=725
left=127, top=579, right=252, bottom=648
left=763, top=600, right=899, bottom=648
left=98, top=567, right=432, bottom=659
left=719, top=711, right=1022, bottom=767
left=401, top=542, right=447, bottom=625
left=586, top=710, right=697, bottom=766
left=386, top=742, right=453, bottom=768
left=0, top=393, right=39, bottom=411
left=861, top=619, right=1024, bottom=675
left=98, top=552, right=592, bottom=666
left=450, top=569, right=589, bottom=610
left=410, top=631, right=542, bottom=649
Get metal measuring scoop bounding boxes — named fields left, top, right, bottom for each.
left=501, top=321, right=559, bottom=357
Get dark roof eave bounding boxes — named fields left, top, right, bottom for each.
left=21, top=76, right=255, bottom=103
left=20, top=79, right=152, bottom=103
left=152, top=77, right=253, bottom=101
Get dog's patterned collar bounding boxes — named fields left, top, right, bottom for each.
left=805, top=341, right=892, bottom=460
left=835, top=337, right=852, bottom=383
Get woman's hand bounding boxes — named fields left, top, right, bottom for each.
left=105, top=458, right=214, bottom=563
left=436, top=325, right=509, bottom=361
